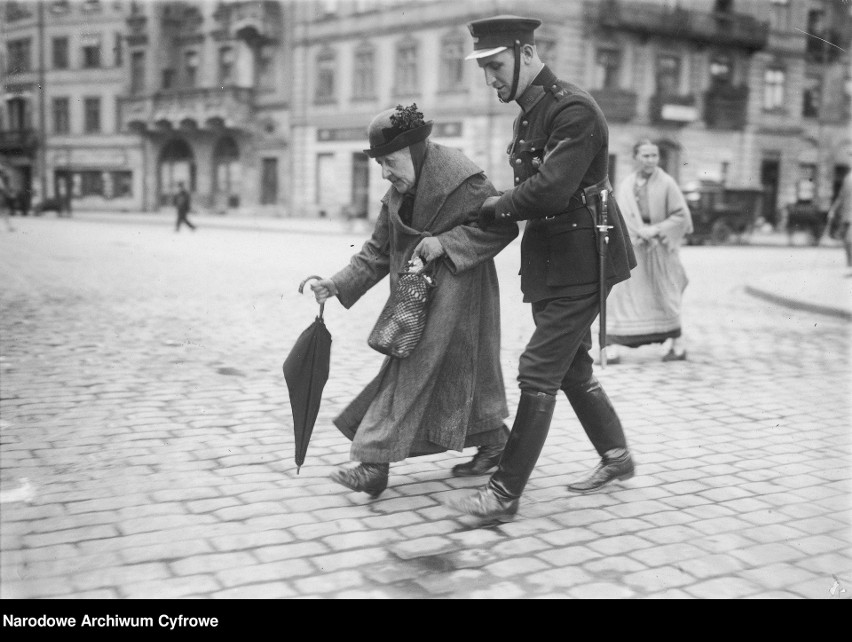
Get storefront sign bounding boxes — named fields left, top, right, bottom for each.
left=317, top=128, right=366, bottom=142
left=434, top=122, right=463, bottom=137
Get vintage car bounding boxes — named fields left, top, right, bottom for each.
left=683, top=181, right=764, bottom=245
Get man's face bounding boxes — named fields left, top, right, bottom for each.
left=375, top=148, right=416, bottom=194
left=476, top=49, right=517, bottom=102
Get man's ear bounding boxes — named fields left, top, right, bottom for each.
left=522, top=44, right=536, bottom=63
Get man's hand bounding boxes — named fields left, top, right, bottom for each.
left=478, top=196, right=500, bottom=228
left=413, top=237, right=445, bottom=263
left=309, top=278, right=338, bottom=304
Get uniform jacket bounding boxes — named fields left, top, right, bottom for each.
left=494, top=66, right=635, bottom=302
left=330, top=142, right=518, bottom=462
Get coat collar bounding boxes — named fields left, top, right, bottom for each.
left=516, top=65, right=556, bottom=112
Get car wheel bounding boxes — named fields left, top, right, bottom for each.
left=709, top=219, right=733, bottom=245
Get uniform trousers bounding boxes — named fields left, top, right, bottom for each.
left=517, top=288, right=627, bottom=455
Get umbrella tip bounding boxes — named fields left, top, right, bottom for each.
left=296, top=465, right=301, bottom=475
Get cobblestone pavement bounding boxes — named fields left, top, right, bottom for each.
left=1, top=216, right=849, bottom=599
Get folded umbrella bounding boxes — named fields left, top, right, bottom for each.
left=283, top=275, right=332, bottom=474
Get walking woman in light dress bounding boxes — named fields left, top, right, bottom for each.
left=606, top=139, right=693, bottom=363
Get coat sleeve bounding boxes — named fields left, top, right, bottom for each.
left=656, top=173, right=693, bottom=247
left=494, top=97, right=605, bottom=220
left=435, top=177, right=519, bottom=275
left=330, top=202, right=391, bottom=309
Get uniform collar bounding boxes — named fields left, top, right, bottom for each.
left=516, top=65, right=556, bottom=113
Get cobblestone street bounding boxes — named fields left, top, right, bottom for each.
left=1, top=215, right=850, bottom=599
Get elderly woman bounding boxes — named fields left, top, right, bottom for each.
left=310, top=104, right=518, bottom=497
left=607, top=139, right=693, bottom=363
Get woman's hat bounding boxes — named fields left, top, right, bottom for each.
left=364, top=104, right=433, bottom=158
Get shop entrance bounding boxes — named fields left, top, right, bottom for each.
left=158, top=139, right=195, bottom=208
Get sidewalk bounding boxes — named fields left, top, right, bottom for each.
left=51, top=209, right=852, bottom=321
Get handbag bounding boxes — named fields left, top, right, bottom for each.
left=367, top=258, right=437, bottom=359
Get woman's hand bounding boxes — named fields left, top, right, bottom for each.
left=309, top=279, right=338, bottom=304
left=413, top=237, right=445, bottom=263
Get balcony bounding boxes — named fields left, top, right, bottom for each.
left=704, top=85, right=749, bottom=130
left=118, top=87, right=255, bottom=133
left=212, top=1, right=283, bottom=46
left=589, top=88, right=638, bottom=123
left=0, top=129, right=38, bottom=154
left=650, top=94, right=698, bottom=126
left=595, top=0, right=768, bottom=51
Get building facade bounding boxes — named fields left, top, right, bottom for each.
left=2, top=0, right=850, bottom=224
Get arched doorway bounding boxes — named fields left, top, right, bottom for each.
left=213, top=136, right=240, bottom=212
left=158, top=138, right=195, bottom=207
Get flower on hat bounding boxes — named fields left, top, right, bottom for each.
left=390, top=103, right=425, bottom=132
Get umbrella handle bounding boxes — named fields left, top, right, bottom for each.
left=298, top=275, right=326, bottom=320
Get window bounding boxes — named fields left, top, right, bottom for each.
left=184, top=51, right=198, bottom=87
left=536, top=38, right=557, bottom=69
left=395, top=41, right=419, bottom=96
left=439, top=37, right=465, bottom=92
left=84, top=97, right=101, bottom=133
left=770, top=0, right=790, bottom=30
left=7, top=39, right=32, bottom=74
left=111, top=171, right=132, bottom=198
left=257, top=45, right=274, bottom=92
left=595, top=48, right=621, bottom=90
left=131, top=51, right=145, bottom=95
left=80, top=171, right=104, bottom=197
left=763, top=68, right=785, bottom=110
left=352, top=46, right=375, bottom=99
left=114, top=33, right=123, bottom=67
left=709, top=54, right=733, bottom=86
left=82, top=42, right=102, bottom=68
left=52, top=37, right=69, bottom=69
left=315, top=49, right=336, bottom=103
left=7, top=97, right=28, bottom=130
left=260, top=158, right=278, bottom=205
left=218, top=47, right=234, bottom=86
left=802, top=75, right=821, bottom=118
left=656, top=54, right=681, bottom=96
left=52, top=97, right=70, bottom=134
left=162, top=68, right=175, bottom=90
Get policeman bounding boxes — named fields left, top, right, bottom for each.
left=448, top=15, right=638, bottom=522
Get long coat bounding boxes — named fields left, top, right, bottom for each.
left=492, top=66, right=635, bottom=303
left=608, top=168, right=692, bottom=345
left=330, top=142, right=519, bottom=463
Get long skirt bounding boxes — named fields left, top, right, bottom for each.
left=607, top=240, right=688, bottom=347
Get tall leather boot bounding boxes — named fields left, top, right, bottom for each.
left=447, top=391, right=555, bottom=522
left=563, top=376, right=634, bottom=493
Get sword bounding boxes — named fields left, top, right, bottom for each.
left=596, top=189, right=613, bottom=368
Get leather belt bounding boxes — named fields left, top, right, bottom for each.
left=543, top=177, right=613, bottom=220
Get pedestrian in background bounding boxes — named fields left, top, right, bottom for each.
left=826, top=170, right=852, bottom=271
left=606, top=139, right=693, bottom=363
left=0, top=169, right=14, bottom=232
left=173, top=182, right=196, bottom=232
left=448, top=15, right=637, bottom=523
left=309, top=104, right=518, bottom=498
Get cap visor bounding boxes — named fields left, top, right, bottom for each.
left=465, top=46, right=508, bottom=60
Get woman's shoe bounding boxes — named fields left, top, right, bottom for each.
left=662, top=349, right=687, bottom=362
left=330, top=463, right=389, bottom=498
left=451, top=444, right=504, bottom=477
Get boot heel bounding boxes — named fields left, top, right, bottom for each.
left=617, top=470, right=635, bottom=481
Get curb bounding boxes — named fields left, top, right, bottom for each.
left=744, top=284, right=852, bottom=321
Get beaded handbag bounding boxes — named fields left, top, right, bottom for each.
left=368, top=258, right=437, bottom=359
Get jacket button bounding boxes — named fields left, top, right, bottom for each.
left=519, top=139, right=525, bottom=144
left=522, top=120, right=528, bottom=126
left=515, top=159, right=522, bottom=165
left=515, top=177, right=520, bottom=183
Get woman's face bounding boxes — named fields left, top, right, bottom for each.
left=635, top=143, right=660, bottom=176
left=375, top=148, right=416, bottom=194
